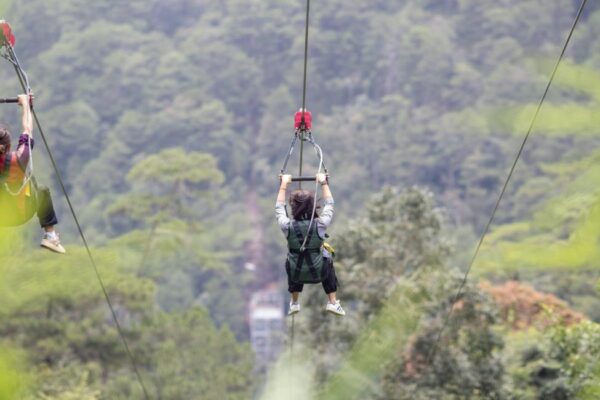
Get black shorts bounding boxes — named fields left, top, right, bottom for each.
left=287, top=258, right=338, bottom=294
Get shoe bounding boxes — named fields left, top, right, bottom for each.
left=326, top=300, right=346, bottom=316
left=41, top=232, right=66, bottom=254
left=288, top=302, right=300, bottom=316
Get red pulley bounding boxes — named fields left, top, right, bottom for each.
left=0, top=20, right=16, bottom=47
left=294, top=109, right=312, bottom=131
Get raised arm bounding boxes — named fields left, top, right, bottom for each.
left=317, top=173, right=332, bottom=202
left=18, top=94, right=32, bottom=136
left=317, top=173, right=334, bottom=228
left=277, top=174, right=292, bottom=203
left=275, top=174, right=293, bottom=234
left=15, top=94, right=33, bottom=165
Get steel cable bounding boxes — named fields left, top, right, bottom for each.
left=425, top=0, right=589, bottom=366
left=5, top=44, right=152, bottom=400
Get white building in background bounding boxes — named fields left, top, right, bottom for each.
left=249, top=286, right=285, bottom=371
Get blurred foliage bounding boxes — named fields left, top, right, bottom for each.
left=483, top=281, right=585, bottom=331
left=0, top=229, right=254, bottom=399
left=1, top=0, right=600, bottom=398
left=302, top=187, right=505, bottom=399
left=259, top=350, right=316, bottom=400
left=502, top=320, right=600, bottom=400
left=0, top=350, right=28, bottom=400
left=0, top=0, right=11, bottom=17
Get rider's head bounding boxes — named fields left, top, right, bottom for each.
left=290, top=189, right=320, bottom=221
left=0, top=123, right=11, bottom=156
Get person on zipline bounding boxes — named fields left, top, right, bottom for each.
left=0, top=94, right=65, bottom=254
left=276, top=173, right=345, bottom=316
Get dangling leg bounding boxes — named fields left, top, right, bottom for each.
left=287, top=261, right=303, bottom=315
left=322, top=259, right=345, bottom=316
left=291, top=291, right=300, bottom=303
left=327, top=291, right=337, bottom=304
left=36, top=185, right=65, bottom=254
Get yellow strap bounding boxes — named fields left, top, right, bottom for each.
left=323, top=242, right=335, bottom=254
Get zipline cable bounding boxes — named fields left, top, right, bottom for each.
left=425, top=0, right=589, bottom=366
left=291, top=312, right=295, bottom=353
left=301, top=0, right=310, bottom=116
left=3, top=44, right=152, bottom=400
left=290, top=1, right=312, bottom=394
left=298, top=0, right=311, bottom=190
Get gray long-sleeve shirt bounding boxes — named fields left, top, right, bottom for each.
left=275, top=198, right=335, bottom=256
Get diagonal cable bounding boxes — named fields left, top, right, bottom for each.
left=7, top=46, right=152, bottom=400
left=425, top=0, right=589, bottom=365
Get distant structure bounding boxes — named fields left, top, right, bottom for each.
left=249, top=285, right=285, bottom=371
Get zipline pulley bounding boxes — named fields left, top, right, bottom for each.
left=294, top=109, right=312, bottom=131
left=0, top=20, right=16, bottom=48
left=280, top=108, right=327, bottom=182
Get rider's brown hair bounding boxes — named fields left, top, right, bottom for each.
left=0, top=123, right=11, bottom=156
left=290, top=190, right=320, bottom=221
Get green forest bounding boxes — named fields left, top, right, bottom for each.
left=1, top=0, right=600, bottom=399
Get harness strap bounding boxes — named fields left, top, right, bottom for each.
left=291, top=221, right=319, bottom=281
left=289, top=248, right=321, bottom=254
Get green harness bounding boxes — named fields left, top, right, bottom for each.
left=286, top=220, right=326, bottom=284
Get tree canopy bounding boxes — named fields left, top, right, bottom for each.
left=1, top=0, right=599, bottom=398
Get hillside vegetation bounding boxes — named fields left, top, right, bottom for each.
left=1, top=0, right=599, bottom=398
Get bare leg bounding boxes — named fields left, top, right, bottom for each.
left=327, top=292, right=337, bottom=304
left=40, top=223, right=65, bottom=254
left=291, top=292, right=300, bottom=303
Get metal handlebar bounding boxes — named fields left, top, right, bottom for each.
left=291, top=176, right=317, bottom=182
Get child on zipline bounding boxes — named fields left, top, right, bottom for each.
left=0, top=94, right=65, bottom=253
left=275, top=173, right=345, bottom=316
